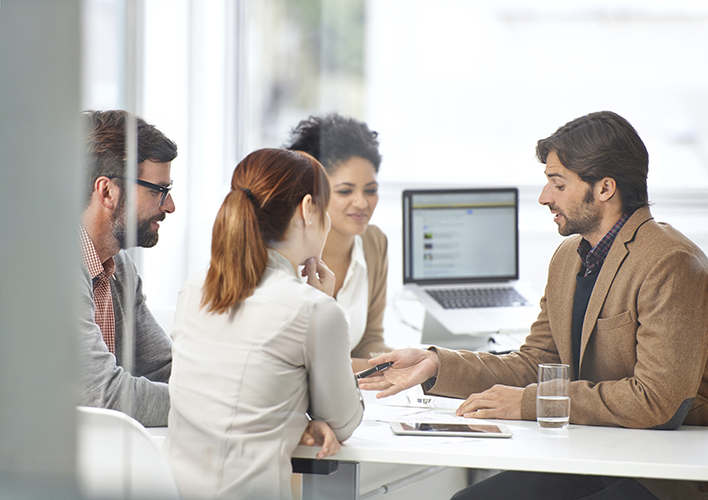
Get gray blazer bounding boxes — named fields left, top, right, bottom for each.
left=78, top=250, right=172, bottom=426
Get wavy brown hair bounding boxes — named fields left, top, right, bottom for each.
left=536, top=111, right=649, bottom=213
left=201, top=148, right=330, bottom=314
left=83, top=109, right=177, bottom=205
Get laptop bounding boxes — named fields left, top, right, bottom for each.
left=403, top=188, right=540, bottom=338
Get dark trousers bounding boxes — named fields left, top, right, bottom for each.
left=451, top=471, right=659, bottom=500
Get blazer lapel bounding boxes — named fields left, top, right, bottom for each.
left=547, top=236, right=583, bottom=377
left=578, top=208, right=653, bottom=373
left=556, top=259, right=580, bottom=374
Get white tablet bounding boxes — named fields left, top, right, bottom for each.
left=390, top=421, right=512, bottom=438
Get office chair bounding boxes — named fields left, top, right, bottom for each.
left=75, top=406, right=180, bottom=499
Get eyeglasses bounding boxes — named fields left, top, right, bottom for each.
left=108, top=177, right=174, bottom=206
left=136, top=179, right=173, bottom=206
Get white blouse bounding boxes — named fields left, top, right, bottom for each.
left=166, top=250, right=363, bottom=500
left=335, top=234, right=370, bottom=353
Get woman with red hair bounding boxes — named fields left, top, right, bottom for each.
left=166, top=148, right=364, bottom=500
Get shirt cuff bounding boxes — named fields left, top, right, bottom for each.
left=421, top=376, right=437, bottom=393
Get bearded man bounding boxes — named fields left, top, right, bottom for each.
left=79, top=110, right=177, bottom=427
left=362, top=111, right=708, bottom=499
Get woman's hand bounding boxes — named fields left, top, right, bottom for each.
left=357, top=348, right=441, bottom=398
left=299, top=420, right=341, bottom=459
left=302, top=257, right=336, bottom=297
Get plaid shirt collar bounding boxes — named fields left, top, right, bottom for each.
left=79, top=225, right=116, bottom=281
left=577, top=213, right=630, bottom=278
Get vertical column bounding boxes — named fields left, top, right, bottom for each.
left=0, top=0, right=83, bottom=497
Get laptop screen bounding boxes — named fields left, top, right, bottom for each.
left=403, top=188, right=519, bottom=284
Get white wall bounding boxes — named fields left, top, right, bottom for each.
left=366, top=0, right=708, bottom=189
left=362, top=0, right=708, bottom=344
left=134, top=0, right=708, bottom=344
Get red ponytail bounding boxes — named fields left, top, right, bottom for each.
left=201, top=148, right=330, bottom=314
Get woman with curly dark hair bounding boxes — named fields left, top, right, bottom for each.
left=287, top=113, right=392, bottom=372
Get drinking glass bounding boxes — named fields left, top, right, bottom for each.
left=536, top=363, right=570, bottom=429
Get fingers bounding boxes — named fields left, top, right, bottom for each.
left=357, top=378, right=407, bottom=398
left=302, top=420, right=342, bottom=460
left=456, top=396, right=495, bottom=416
left=461, top=408, right=498, bottom=419
left=374, top=386, right=407, bottom=399
left=315, top=427, right=341, bottom=459
left=455, top=385, right=524, bottom=420
left=315, top=259, right=336, bottom=296
left=457, top=396, right=510, bottom=419
left=301, top=258, right=316, bottom=279
left=303, top=258, right=335, bottom=297
left=299, top=433, right=315, bottom=446
left=367, top=352, right=392, bottom=366
left=358, top=349, right=442, bottom=403
left=299, top=425, right=315, bottom=446
left=357, top=370, right=408, bottom=396
left=364, top=375, right=410, bottom=398
left=357, top=373, right=393, bottom=392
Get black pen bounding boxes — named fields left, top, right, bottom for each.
left=355, top=361, right=393, bottom=379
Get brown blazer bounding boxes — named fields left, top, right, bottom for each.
left=429, top=207, right=708, bottom=428
left=350, top=224, right=392, bottom=359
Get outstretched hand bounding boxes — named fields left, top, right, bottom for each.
left=298, top=420, right=341, bottom=459
left=357, top=348, right=440, bottom=399
left=301, top=257, right=335, bottom=297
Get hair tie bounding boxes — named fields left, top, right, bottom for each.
left=241, top=187, right=255, bottom=200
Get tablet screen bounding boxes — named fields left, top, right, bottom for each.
left=402, top=423, right=503, bottom=433
left=391, top=421, right=512, bottom=438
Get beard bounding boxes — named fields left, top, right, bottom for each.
left=552, top=186, right=601, bottom=237
left=111, top=197, right=164, bottom=249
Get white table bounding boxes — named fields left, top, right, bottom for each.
left=291, top=392, right=708, bottom=499
left=147, top=392, right=708, bottom=499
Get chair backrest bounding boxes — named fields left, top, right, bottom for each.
left=75, top=406, right=180, bottom=499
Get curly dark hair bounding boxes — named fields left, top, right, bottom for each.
left=286, top=113, right=381, bottom=174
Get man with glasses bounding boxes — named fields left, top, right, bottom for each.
left=79, top=110, right=177, bottom=426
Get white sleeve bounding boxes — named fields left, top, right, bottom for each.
left=304, top=298, right=364, bottom=441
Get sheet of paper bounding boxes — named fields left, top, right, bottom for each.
left=361, top=385, right=466, bottom=410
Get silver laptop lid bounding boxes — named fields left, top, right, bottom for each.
left=402, top=188, right=519, bottom=285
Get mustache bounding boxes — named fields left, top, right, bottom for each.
left=549, top=205, right=565, bottom=217
left=149, top=213, right=166, bottom=224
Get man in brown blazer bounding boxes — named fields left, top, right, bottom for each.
left=361, top=111, right=708, bottom=499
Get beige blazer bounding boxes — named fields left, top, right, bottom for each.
left=430, top=207, right=708, bottom=428
left=350, top=224, right=392, bottom=359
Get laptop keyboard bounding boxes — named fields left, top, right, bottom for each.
left=427, top=287, right=529, bottom=309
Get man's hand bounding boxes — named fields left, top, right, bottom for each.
left=357, top=348, right=440, bottom=398
left=299, top=420, right=341, bottom=459
left=455, top=384, right=523, bottom=420
left=301, top=257, right=335, bottom=297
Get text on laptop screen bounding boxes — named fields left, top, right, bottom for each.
left=403, top=189, right=518, bottom=283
